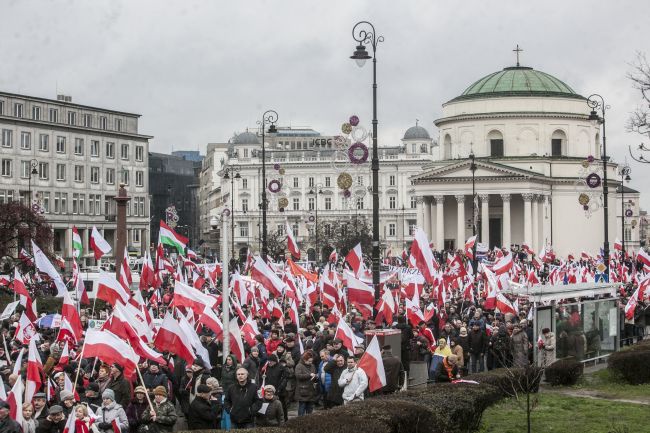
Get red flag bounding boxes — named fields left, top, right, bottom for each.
left=251, top=256, right=285, bottom=298
left=286, top=222, right=300, bottom=259
left=153, top=313, right=196, bottom=366
left=140, top=250, right=155, bottom=291
left=493, top=251, right=514, bottom=275
left=240, top=315, right=260, bottom=347
left=61, top=291, right=83, bottom=341
left=90, top=226, right=112, bottom=260
left=25, top=337, right=43, bottom=403
left=334, top=317, right=362, bottom=355
left=345, top=243, right=363, bottom=275
left=198, top=306, right=223, bottom=340
left=410, top=228, right=438, bottom=284
left=119, top=248, right=133, bottom=291
left=82, top=329, right=140, bottom=379
left=97, top=271, right=130, bottom=306
left=464, top=235, right=477, bottom=260
left=496, top=293, right=517, bottom=315
left=346, top=273, right=374, bottom=319
left=7, top=375, right=24, bottom=424
left=357, top=335, right=386, bottom=392
left=173, top=280, right=217, bottom=311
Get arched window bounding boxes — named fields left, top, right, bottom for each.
left=551, top=130, right=567, bottom=156
left=488, top=130, right=504, bottom=157
left=443, top=134, right=452, bottom=159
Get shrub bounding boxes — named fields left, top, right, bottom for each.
left=608, top=347, right=650, bottom=384
left=544, top=359, right=583, bottom=386
left=466, top=367, right=543, bottom=397
left=284, top=408, right=391, bottom=433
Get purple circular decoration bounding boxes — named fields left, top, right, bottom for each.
left=348, top=142, right=369, bottom=164
left=625, top=209, right=633, bottom=217
left=273, top=163, right=280, bottom=170
left=268, top=179, right=281, bottom=193
left=587, top=155, right=595, bottom=163
left=279, top=207, right=285, bottom=213
left=586, top=173, right=601, bottom=189
left=308, top=215, right=315, bottom=223
left=583, top=205, right=589, bottom=211
left=343, top=189, right=351, bottom=198
left=349, top=115, right=360, bottom=126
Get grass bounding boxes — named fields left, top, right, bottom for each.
left=574, top=368, right=650, bottom=402
left=479, top=393, right=649, bottom=433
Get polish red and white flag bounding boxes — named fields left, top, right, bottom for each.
left=198, top=305, right=223, bottom=341
left=240, top=315, right=260, bottom=347
left=286, top=222, right=300, bottom=259
left=228, top=317, right=245, bottom=363
left=251, top=256, right=285, bottom=298
left=345, top=243, right=363, bottom=276
left=90, top=226, right=112, bottom=260
left=58, top=340, right=70, bottom=367
left=357, top=335, right=386, bottom=392
left=7, top=375, right=24, bottom=424
left=173, top=280, right=217, bottom=311
left=61, top=291, right=83, bottom=341
left=153, top=313, right=196, bottom=366
left=410, top=228, right=438, bottom=284
left=25, top=337, right=43, bottom=403
left=493, top=251, right=514, bottom=275
left=346, top=273, right=374, bottom=319
left=82, top=329, right=139, bottom=379
left=464, top=235, right=477, bottom=260
left=139, top=250, right=155, bottom=291
left=334, top=317, right=363, bottom=355
left=496, top=292, right=517, bottom=316
left=119, top=248, right=133, bottom=291
left=97, top=271, right=130, bottom=306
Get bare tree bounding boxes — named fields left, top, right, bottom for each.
left=627, top=52, right=650, bottom=163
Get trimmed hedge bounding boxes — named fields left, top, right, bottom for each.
left=544, top=359, right=583, bottom=386
left=466, top=367, right=543, bottom=397
left=608, top=344, right=650, bottom=385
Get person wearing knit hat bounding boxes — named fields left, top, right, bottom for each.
left=142, top=385, right=177, bottom=433
left=187, top=383, right=219, bottom=430
left=101, top=389, right=115, bottom=402
left=59, top=389, right=75, bottom=417
left=152, top=386, right=167, bottom=398
left=95, top=388, right=128, bottom=433
left=134, top=386, right=147, bottom=395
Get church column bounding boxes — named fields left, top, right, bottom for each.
left=434, top=195, right=445, bottom=250
left=455, top=194, right=465, bottom=249
left=480, top=194, right=490, bottom=247
left=65, top=228, right=73, bottom=259
left=423, top=197, right=432, bottom=238
left=429, top=200, right=436, bottom=240
left=532, top=194, right=540, bottom=252
left=501, top=194, right=511, bottom=250
left=541, top=195, right=551, bottom=248
left=416, top=196, right=425, bottom=231
left=523, top=193, right=533, bottom=248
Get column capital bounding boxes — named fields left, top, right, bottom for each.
left=415, top=195, right=425, bottom=205
left=500, top=193, right=511, bottom=203
left=455, top=194, right=466, bottom=203
left=522, top=193, right=534, bottom=202
left=479, top=194, right=490, bottom=202
left=433, top=194, right=445, bottom=204
left=536, top=194, right=547, bottom=203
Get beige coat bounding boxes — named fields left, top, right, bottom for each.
left=541, top=332, right=556, bottom=366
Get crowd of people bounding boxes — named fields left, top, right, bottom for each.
left=0, top=238, right=649, bottom=432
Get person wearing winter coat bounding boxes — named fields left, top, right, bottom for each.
left=220, top=354, right=238, bottom=396
left=540, top=328, right=557, bottom=366
left=337, top=357, right=368, bottom=404
left=223, top=368, right=262, bottom=429
left=142, top=363, right=168, bottom=392
left=21, top=403, right=37, bottom=433
left=467, top=324, right=487, bottom=373
left=242, top=346, right=261, bottom=385
left=125, top=386, right=149, bottom=433
left=262, top=355, right=287, bottom=397
left=294, top=351, right=318, bottom=416
left=141, top=386, right=177, bottom=433
left=323, top=355, right=346, bottom=408
left=434, top=354, right=460, bottom=383
left=380, top=345, right=404, bottom=394
left=187, top=384, right=221, bottom=430
left=450, top=339, right=465, bottom=374
left=254, top=385, right=284, bottom=427
left=511, top=324, right=530, bottom=368
left=317, top=349, right=332, bottom=400
left=0, top=400, right=22, bottom=433
left=107, top=364, right=132, bottom=408
left=490, top=326, right=513, bottom=368
left=275, top=344, right=295, bottom=421
left=35, top=405, right=65, bottom=433
left=95, top=389, right=129, bottom=433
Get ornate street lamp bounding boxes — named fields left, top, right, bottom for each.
left=259, top=110, right=278, bottom=262
left=222, top=166, right=241, bottom=258
left=469, top=150, right=477, bottom=277
left=618, top=164, right=632, bottom=257
left=350, top=20, right=384, bottom=302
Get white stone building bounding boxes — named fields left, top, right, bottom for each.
left=412, top=64, right=641, bottom=257
left=0, top=91, right=152, bottom=264
left=200, top=126, right=436, bottom=261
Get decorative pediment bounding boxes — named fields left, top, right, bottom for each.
left=412, top=160, right=547, bottom=184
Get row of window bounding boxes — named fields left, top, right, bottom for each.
left=0, top=130, right=144, bottom=160
left=0, top=190, right=147, bottom=217
left=0, top=100, right=126, bottom=131
left=233, top=219, right=416, bottom=239
left=235, top=174, right=399, bottom=191
left=236, top=194, right=417, bottom=213
left=0, top=159, right=145, bottom=186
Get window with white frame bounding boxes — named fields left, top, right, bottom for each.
left=308, top=197, right=315, bottom=211
left=293, top=177, right=299, bottom=188
left=106, top=142, right=115, bottom=158
left=293, top=197, right=300, bottom=210
left=389, top=175, right=396, bottom=186
left=388, top=223, right=396, bottom=237
left=136, top=170, right=144, bottom=187
left=277, top=224, right=284, bottom=235
left=389, top=196, right=396, bottom=209
left=74, top=138, right=84, bottom=155
left=325, top=197, right=332, bottom=210
left=39, top=134, right=48, bottom=151
left=120, top=169, right=129, bottom=185
left=137, top=197, right=145, bottom=216
left=14, top=103, right=23, bottom=118
left=242, top=178, right=248, bottom=189
left=67, top=111, right=76, bottom=125
left=2, top=130, right=12, bottom=148
left=49, top=108, right=58, bottom=123
left=20, top=132, right=31, bottom=150
left=357, top=176, right=364, bottom=185
left=115, top=118, right=122, bottom=132
left=242, top=199, right=248, bottom=212
left=410, top=196, right=417, bottom=209
left=308, top=177, right=314, bottom=188
left=106, top=168, right=115, bottom=184
left=132, top=229, right=141, bottom=243
left=408, top=220, right=417, bottom=235
left=38, top=162, right=48, bottom=180
left=20, top=161, right=29, bottom=179
left=74, top=165, right=84, bottom=182
left=90, top=140, right=99, bottom=157
left=83, top=114, right=92, bottom=127
left=32, top=106, right=41, bottom=120
left=56, top=164, right=65, bottom=181
left=239, top=221, right=249, bottom=237
left=89, top=167, right=99, bottom=184
left=325, top=177, right=331, bottom=187
left=121, top=143, right=129, bottom=160
left=56, top=136, right=66, bottom=153
left=89, top=194, right=95, bottom=214
left=99, top=116, right=107, bottom=130
left=72, top=193, right=79, bottom=214
left=135, top=145, right=143, bottom=161
left=79, top=194, right=85, bottom=214
left=42, top=192, right=50, bottom=213
left=292, top=223, right=299, bottom=237
left=0, top=100, right=4, bottom=115
left=324, top=224, right=331, bottom=236
left=356, top=197, right=364, bottom=209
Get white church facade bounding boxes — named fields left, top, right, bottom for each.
left=412, top=63, right=639, bottom=257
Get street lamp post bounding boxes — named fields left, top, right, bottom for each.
left=619, top=164, right=631, bottom=257
left=260, top=110, right=278, bottom=262
left=350, top=20, right=384, bottom=303
left=469, top=150, right=478, bottom=278
left=222, top=166, right=241, bottom=258
left=308, top=185, right=322, bottom=263
left=211, top=213, right=230, bottom=362
left=587, top=94, right=611, bottom=279
left=28, top=159, right=38, bottom=204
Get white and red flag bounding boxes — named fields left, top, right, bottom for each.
left=173, top=280, right=218, bottom=311
left=82, top=329, right=139, bottom=379
left=614, top=238, right=623, bottom=251
left=240, top=315, right=260, bottom=347
left=334, top=317, right=363, bottom=355
left=153, top=313, right=196, bottom=366
left=90, top=226, right=112, bottom=260
left=637, top=247, right=650, bottom=271
left=625, top=286, right=640, bottom=320
left=286, top=222, right=300, bottom=259
left=7, top=375, right=24, bottom=424
left=464, top=235, right=477, bottom=260
left=357, top=335, right=386, bottom=392
left=329, top=248, right=338, bottom=263
left=346, top=273, right=374, bottom=319
left=250, top=256, right=285, bottom=298
left=97, top=271, right=130, bottom=306
left=25, top=337, right=43, bottom=403
left=493, top=251, right=514, bottom=275
left=496, top=293, right=517, bottom=315
left=61, top=291, right=83, bottom=341
left=139, top=250, right=155, bottom=291
left=410, top=228, right=438, bottom=284
left=405, top=295, right=425, bottom=328
left=345, top=243, right=363, bottom=275
left=32, top=241, right=66, bottom=296
left=119, top=248, right=133, bottom=291
left=198, top=305, right=223, bottom=341
left=228, top=317, right=245, bottom=363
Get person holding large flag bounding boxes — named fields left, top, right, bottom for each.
left=337, top=356, right=368, bottom=405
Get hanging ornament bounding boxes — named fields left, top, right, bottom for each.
left=337, top=172, right=353, bottom=190
left=273, top=163, right=281, bottom=170
left=349, top=115, right=360, bottom=126
left=341, top=123, right=352, bottom=134
left=279, top=168, right=286, bottom=175
left=578, top=193, right=590, bottom=206
left=586, top=173, right=601, bottom=189
left=348, top=142, right=369, bottom=164
left=351, top=125, right=368, bottom=142
left=268, top=179, right=282, bottom=194
left=278, top=197, right=289, bottom=209
left=343, top=189, right=352, bottom=198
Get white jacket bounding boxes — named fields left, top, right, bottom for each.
left=338, top=367, right=368, bottom=402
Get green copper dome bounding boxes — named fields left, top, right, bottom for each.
left=450, top=66, right=584, bottom=102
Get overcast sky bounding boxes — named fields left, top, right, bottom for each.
left=2, top=0, right=649, bottom=206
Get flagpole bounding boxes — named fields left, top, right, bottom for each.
left=222, top=212, right=230, bottom=363
left=126, top=342, right=155, bottom=412
left=72, top=337, right=88, bottom=392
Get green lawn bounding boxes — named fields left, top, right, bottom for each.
left=479, top=393, right=649, bottom=433
left=575, top=368, right=650, bottom=402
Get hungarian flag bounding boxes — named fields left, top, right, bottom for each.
left=286, top=222, right=300, bottom=259
left=345, top=243, right=363, bottom=276
left=72, top=226, right=83, bottom=259
left=159, top=220, right=188, bottom=254
left=90, top=226, right=112, bottom=260
left=334, top=317, right=363, bottom=355
left=357, top=335, right=386, bottom=392
left=97, top=271, right=130, bottom=306
left=153, top=313, right=196, bottom=366
left=82, top=329, right=139, bottom=379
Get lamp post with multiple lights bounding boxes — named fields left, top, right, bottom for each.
left=259, top=110, right=278, bottom=263
left=222, top=166, right=241, bottom=258
left=618, top=164, right=632, bottom=257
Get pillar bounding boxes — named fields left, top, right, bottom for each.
left=114, top=184, right=131, bottom=281
left=64, top=228, right=73, bottom=260
left=542, top=195, right=551, bottom=248
left=416, top=196, right=424, bottom=231
left=532, top=195, right=539, bottom=252
left=523, top=193, right=533, bottom=248
left=429, top=200, right=436, bottom=239
left=82, top=227, right=89, bottom=257
left=455, top=194, right=465, bottom=249
left=501, top=194, right=511, bottom=250
left=423, top=197, right=432, bottom=238
left=434, top=195, right=445, bottom=251
left=480, top=194, right=490, bottom=247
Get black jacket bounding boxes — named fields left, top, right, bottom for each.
left=107, top=375, right=131, bottom=408
left=0, top=417, right=22, bottom=433
left=35, top=418, right=66, bottom=433
left=263, top=363, right=288, bottom=394
left=323, top=360, right=345, bottom=406
left=224, top=380, right=262, bottom=425
left=187, top=395, right=221, bottom=430
left=468, top=330, right=487, bottom=355
left=125, top=400, right=149, bottom=433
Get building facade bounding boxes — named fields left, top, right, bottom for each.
left=149, top=151, right=202, bottom=249
left=412, top=64, right=640, bottom=257
left=200, top=126, right=436, bottom=261
left=0, top=91, right=152, bottom=264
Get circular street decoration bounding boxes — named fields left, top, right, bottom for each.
left=583, top=205, right=589, bottom=211
left=578, top=193, right=590, bottom=206
left=351, top=125, right=368, bottom=142
left=348, top=142, right=369, bottom=164
left=625, top=209, right=633, bottom=218
left=586, top=173, right=601, bottom=189
left=334, top=135, right=347, bottom=149
left=349, top=115, right=360, bottom=126
left=279, top=207, right=285, bottom=212
left=279, top=168, right=286, bottom=175
left=222, top=208, right=231, bottom=217
left=581, top=160, right=590, bottom=168
left=308, top=215, right=315, bottom=223
left=343, top=189, right=352, bottom=198
left=341, top=123, right=352, bottom=134
left=632, top=219, right=638, bottom=227
left=587, top=155, right=595, bottom=163
left=273, top=163, right=281, bottom=170
left=278, top=197, right=289, bottom=209
left=337, top=172, right=353, bottom=190
left=268, top=179, right=282, bottom=193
